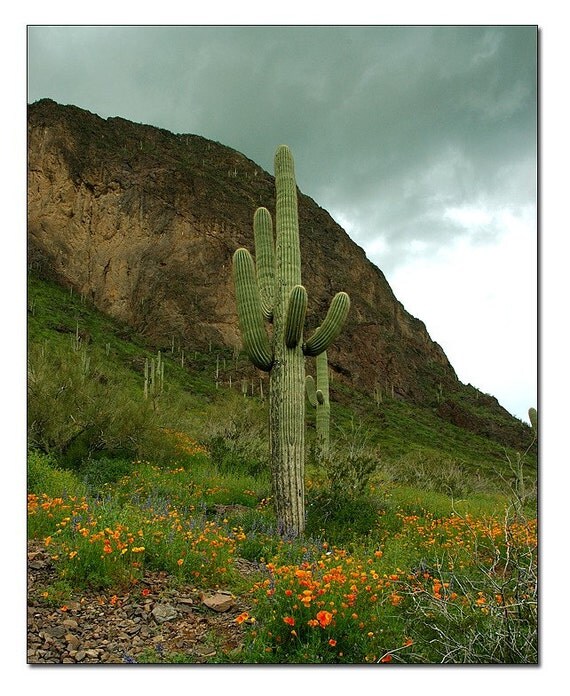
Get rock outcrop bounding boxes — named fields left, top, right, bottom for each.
left=28, top=99, right=459, bottom=407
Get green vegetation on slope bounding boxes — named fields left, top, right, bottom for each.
left=28, top=277, right=536, bottom=495
left=27, top=273, right=537, bottom=663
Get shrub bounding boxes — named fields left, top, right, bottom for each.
left=309, top=420, right=380, bottom=497
left=306, top=491, right=380, bottom=545
left=382, top=449, right=487, bottom=499
left=305, top=420, right=381, bottom=544
left=27, top=449, right=86, bottom=498
left=27, top=340, right=172, bottom=467
left=396, top=509, right=537, bottom=663
left=78, top=456, right=134, bottom=493
left=204, top=394, right=269, bottom=477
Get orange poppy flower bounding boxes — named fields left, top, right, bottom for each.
left=316, top=610, right=333, bottom=628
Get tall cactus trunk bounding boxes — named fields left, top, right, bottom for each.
left=270, top=349, right=305, bottom=535
left=270, top=145, right=305, bottom=536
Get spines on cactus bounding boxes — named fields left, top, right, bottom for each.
left=285, top=285, right=308, bottom=348
left=231, top=144, right=350, bottom=537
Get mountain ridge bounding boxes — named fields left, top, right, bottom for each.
left=27, top=98, right=530, bottom=451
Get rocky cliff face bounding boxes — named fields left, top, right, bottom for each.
left=28, top=99, right=461, bottom=406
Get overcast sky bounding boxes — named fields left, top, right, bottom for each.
left=27, top=25, right=537, bottom=422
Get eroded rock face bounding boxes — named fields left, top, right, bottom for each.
left=28, top=99, right=456, bottom=404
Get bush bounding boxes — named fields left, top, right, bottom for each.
left=306, top=490, right=380, bottom=544
left=27, top=449, right=86, bottom=498
left=382, top=449, right=487, bottom=499
left=78, top=456, right=134, bottom=492
left=27, top=340, right=172, bottom=467
left=204, top=394, right=269, bottom=477
left=309, top=420, right=380, bottom=496
left=398, top=510, right=538, bottom=663
left=305, top=420, right=382, bottom=544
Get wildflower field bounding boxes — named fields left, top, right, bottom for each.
left=26, top=276, right=538, bottom=664
left=28, top=444, right=537, bottom=664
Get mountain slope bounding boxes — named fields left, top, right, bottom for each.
left=27, top=273, right=535, bottom=482
left=27, top=99, right=531, bottom=451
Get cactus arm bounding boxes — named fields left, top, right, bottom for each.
left=285, top=285, right=308, bottom=348
left=306, top=351, right=331, bottom=457
left=305, top=375, right=318, bottom=407
left=232, top=248, right=273, bottom=371
left=253, top=207, right=275, bottom=320
left=303, top=292, right=350, bottom=357
left=306, top=375, right=325, bottom=407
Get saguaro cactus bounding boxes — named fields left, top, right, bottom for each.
left=144, top=351, right=164, bottom=404
left=528, top=407, right=537, bottom=434
left=232, top=145, right=350, bottom=537
left=306, top=350, right=331, bottom=458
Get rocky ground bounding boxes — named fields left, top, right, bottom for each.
left=27, top=542, right=259, bottom=664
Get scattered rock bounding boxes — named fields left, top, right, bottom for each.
left=66, top=634, right=80, bottom=650
left=193, top=645, right=217, bottom=657
left=44, top=626, right=67, bottom=638
left=201, top=591, right=235, bottom=613
left=27, top=541, right=249, bottom=664
left=234, top=557, right=261, bottom=575
left=151, top=604, right=178, bottom=624
left=176, top=603, right=194, bottom=615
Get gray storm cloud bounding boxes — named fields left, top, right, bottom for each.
left=29, top=25, right=535, bottom=273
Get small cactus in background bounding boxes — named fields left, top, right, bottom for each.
left=306, top=351, right=331, bottom=458
left=144, top=351, right=164, bottom=404
left=373, top=383, right=383, bottom=406
left=528, top=407, right=537, bottom=434
left=232, top=145, right=350, bottom=537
